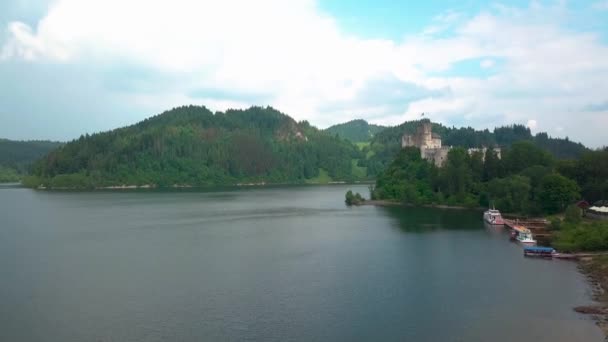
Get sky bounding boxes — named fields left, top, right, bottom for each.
left=1, top=0, right=607, bottom=147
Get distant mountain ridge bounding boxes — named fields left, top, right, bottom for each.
left=0, top=139, right=63, bottom=182
left=0, top=139, right=63, bottom=169
left=324, top=119, right=386, bottom=142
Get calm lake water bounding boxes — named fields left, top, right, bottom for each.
left=0, top=184, right=603, bottom=341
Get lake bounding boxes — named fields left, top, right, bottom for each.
left=0, top=184, right=603, bottom=341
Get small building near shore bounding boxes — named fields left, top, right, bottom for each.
left=586, top=206, right=608, bottom=220
left=577, top=200, right=591, bottom=209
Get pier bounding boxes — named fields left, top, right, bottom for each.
left=502, top=217, right=608, bottom=259
left=503, top=216, right=552, bottom=243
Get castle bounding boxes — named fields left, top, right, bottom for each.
left=401, top=122, right=450, bottom=167
left=401, top=121, right=500, bottom=167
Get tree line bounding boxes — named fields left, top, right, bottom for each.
left=0, top=139, right=63, bottom=183
left=324, top=119, right=386, bottom=142
left=24, top=106, right=365, bottom=188
left=371, top=140, right=605, bottom=215
left=358, top=120, right=588, bottom=177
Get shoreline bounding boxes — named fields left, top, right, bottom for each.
left=26, top=180, right=376, bottom=191
left=359, top=199, right=482, bottom=210
left=575, top=256, right=608, bottom=337
left=362, top=198, right=608, bottom=338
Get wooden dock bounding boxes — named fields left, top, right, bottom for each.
left=503, top=216, right=608, bottom=259
left=503, top=217, right=552, bottom=241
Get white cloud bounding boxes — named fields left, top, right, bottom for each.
left=480, top=59, right=495, bottom=68
left=526, top=119, right=538, bottom=131
left=1, top=0, right=407, bottom=126
left=422, top=10, right=463, bottom=36
left=1, top=0, right=608, bottom=147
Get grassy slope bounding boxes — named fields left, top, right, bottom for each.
left=325, top=120, right=387, bottom=142
left=351, top=159, right=367, bottom=179
left=305, top=168, right=333, bottom=184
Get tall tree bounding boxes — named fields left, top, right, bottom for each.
left=538, top=173, right=580, bottom=214
left=503, top=140, right=554, bottom=174
left=441, top=148, right=472, bottom=197
left=483, top=148, right=501, bottom=181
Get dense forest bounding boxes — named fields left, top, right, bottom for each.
left=359, top=120, right=588, bottom=176
left=15, top=107, right=594, bottom=189
left=324, top=119, right=386, bottom=142
left=25, top=106, right=366, bottom=188
left=371, top=141, right=607, bottom=216
left=0, top=139, right=63, bottom=182
left=356, top=123, right=606, bottom=252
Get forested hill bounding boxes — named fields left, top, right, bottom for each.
left=26, top=106, right=365, bottom=188
left=0, top=139, right=63, bottom=182
left=324, top=119, right=386, bottom=142
left=359, top=119, right=588, bottom=176
left=0, top=139, right=63, bottom=170
left=371, top=143, right=607, bottom=215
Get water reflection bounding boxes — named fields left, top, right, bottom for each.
left=379, top=205, right=483, bottom=233
left=0, top=186, right=602, bottom=342
left=0, top=182, right=22, bottom=189
left=484, top=222, right=506, bottom=235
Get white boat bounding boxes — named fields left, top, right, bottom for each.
left=511, top=225, right=537, bottom=246
left=483, top=208, right=505, bottom=225
left=517, top=233, right=537, bottom=246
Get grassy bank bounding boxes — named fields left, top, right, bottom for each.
left=551, top=217, right=608, bottom=253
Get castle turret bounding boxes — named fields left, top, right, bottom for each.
left=401, top=121, right=447, bottom=166
left=421, top=122, right=433, bottom=147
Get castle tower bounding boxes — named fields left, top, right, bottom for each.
left=421, top=122, right=433, bottom=147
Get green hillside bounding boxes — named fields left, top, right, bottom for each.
left=324, top=119, right=386, bottom=142
left=371, top=142, right=607, bottom=218
left=26, top=106, right=366, bottom=188
left=0, top=139, right=63, bottom=182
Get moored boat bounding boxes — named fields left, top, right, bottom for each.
left=511, top=225, right=536, bottom=246
left=523, top=246, right=555, bottom=257
left=483, top=208, right=505, bottom=225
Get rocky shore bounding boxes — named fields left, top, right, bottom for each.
left=576, top=256, right=608, bottom=338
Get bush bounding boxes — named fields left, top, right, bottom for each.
left=564, top=204, right=582, bottom=224
left=548, top=217, right=562, bottom=231
left=552, top=221, right=608, bottom=252
left=345, top=190, right=364, bottom=206
left=49, top=173, right=93, bottom=189
left=21, top=175, right=44, bottom=188
left=0, top=166, right=20, bottom=183
left=463, top=194, right=480, bottom=208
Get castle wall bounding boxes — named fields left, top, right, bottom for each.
left=403, top=121, right=497, bottom=167
left=422, top=147, right=450, bottom=167
left=401, top=135, right=415, bottom=148
left=430, top=137, right=442, bottom=149
left=434, top=148, right=449, bottom=166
